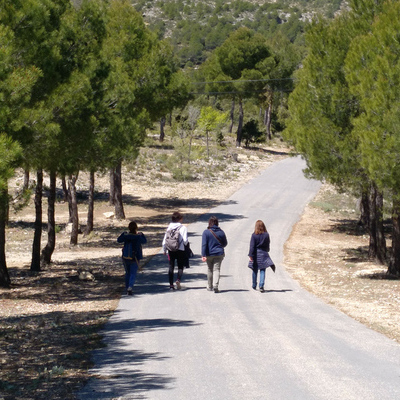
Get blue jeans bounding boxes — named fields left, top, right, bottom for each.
left=252, top=268, right=265, bottom=289
left=122, top=258, right=139, bottom=289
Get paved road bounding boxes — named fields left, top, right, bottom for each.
left=78, top=157, right=400, bottom=400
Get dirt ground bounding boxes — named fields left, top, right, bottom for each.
left=285, top=185, right=400, bottom=342
left=0, top=141, right=399, bottom=400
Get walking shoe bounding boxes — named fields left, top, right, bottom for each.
left=176, top=280, right=181, bottom=290
left=213, top=287, right=219, bottom=293
left=207, top=287, right=213, bottom=291
left=252, top=286, right=256, bottom=290
left=127, top=287, right=133, bottom=295
left=169, top=285, right=175, bottom=291
left=259, top=287, right=265, bottom=293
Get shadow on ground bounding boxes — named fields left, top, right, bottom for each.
left=78, top=316, right=201, bottom=400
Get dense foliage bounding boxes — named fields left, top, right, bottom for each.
left=285, top=0, right=400, bottom=274
left=0, top=0, right=188, bottom=285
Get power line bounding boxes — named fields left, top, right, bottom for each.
left=191, top=77, right=295, bottom=85
left=190, top=88, right=293, bottom=95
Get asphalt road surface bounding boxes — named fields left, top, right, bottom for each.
left=78, top=156, right=400, bottom=400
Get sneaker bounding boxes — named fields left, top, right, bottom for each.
left=169, top=285, right=175, bottom=291
left=176, top=280, right=181, bottom=290
left=213, top=287, right=219, bottom=293
left=207, top=287, right=213, bottom=291
left=127, top=287, right=133, bottom=296
left=259, top=287, right=265, bottom=293
left=252, top=286, right=256, bottom=290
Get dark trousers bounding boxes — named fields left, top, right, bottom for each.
left=168, top=250, right=185, bottom=285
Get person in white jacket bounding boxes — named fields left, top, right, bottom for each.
left=162, top=211, right=188, bottom=290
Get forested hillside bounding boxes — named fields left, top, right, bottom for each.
left=131, top=0, right=344, bottom=66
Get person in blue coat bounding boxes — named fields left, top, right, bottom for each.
left=201, top=216, right=228, bottom=293
left=248, top=220, right=275, bottom=292
left=117, top=221, right=147, bottom=295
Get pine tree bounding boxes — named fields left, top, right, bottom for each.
left=345, top=1, right=400, bottom=274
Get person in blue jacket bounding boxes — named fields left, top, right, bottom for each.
left=117, top=221, right=147, bottom=295
left=248, top=220, right=275, bottom=293
left=201, top=216, right=228, bottom=293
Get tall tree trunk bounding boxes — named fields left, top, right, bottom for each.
left=159, top=116, right=166, bottom=142
left=358, top=189, right=370, bottom=228
left=23, top=169, right=30, bottom=191
left=265, top=102, right=273, bottom=140
left=236, top=99, right=244, bottom=147
left=389, top=197, right=400, bottom=276
left=109, top=168, right=115, bottom=206
left=41, top=171, right=56, bottom=265
left=31, top=169, right=43, bottom=272
left=114, top=161, right=125, bottom=220
left=206, top=130, right=210, bottom=159
left=188, top=136, right=193, bottom=165
left=62, top=175, right=73, bottom=223
left=264, top=90, right=273, bottom=140
left=375, top=191, right=386, bottom=264
left=0, top=187, right=10, bottom=288
left=368, top=184, right=378, bottom=259
left=85, top=170, right=95, bottom=235
left=229, top=99, right=235, bottom=133
left=68, top=174, right=79, bottom=246
left=367, top=184, right=387, bottom=264
left=61, top=176, right=68, bottom=202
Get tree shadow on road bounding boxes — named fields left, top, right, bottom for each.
left=79, top=317, right=201, bottom=399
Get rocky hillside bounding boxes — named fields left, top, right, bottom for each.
left=131, top=0, right=345, bottom=66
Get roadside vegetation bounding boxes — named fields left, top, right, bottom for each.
left=284, top=0, right=400, bottom=276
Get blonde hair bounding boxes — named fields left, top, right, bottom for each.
left=254, top=220, right=267, bottom=235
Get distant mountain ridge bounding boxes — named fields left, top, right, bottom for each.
left=131, top=0, right=344, bottom=66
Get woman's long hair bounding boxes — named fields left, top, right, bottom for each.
left=208, top=216, right=219, bottom=229
left=254, top=220, right=267, bottom=235
left=128, top=221, right=138, bottom=234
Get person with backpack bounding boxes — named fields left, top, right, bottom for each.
left=117, top=221, right=147, bottom=295
left=162, top=211, right=188, bottom=290
left=201, top=216, right=228, bottom=293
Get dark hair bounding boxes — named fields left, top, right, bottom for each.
left=128, top=221, right=138, bottom=234
left=208, top=216, right=219, bottom=229
left=171, top=211, right=183, bottom=223
left=254, top=220, right=267, bottom=235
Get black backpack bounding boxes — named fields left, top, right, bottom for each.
left=165, top=226, right=181, bottom=251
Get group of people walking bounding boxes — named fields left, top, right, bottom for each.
left=117, top=212, right=274, bottom=295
